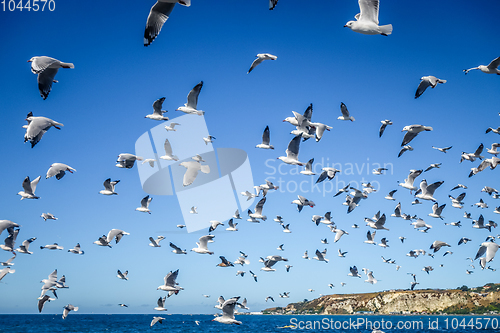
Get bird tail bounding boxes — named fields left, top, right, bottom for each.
left=379, top=24, right=393, bottom=36
left=61, top=62, right=74, bottom=69
left=197, top=111, right=205, bottom=116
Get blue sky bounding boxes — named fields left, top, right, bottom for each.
left=0, top=0, right=500, bottom=314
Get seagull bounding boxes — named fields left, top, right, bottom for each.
left=364, top=231, right=377, bottom=245
left=302, top=250, right=310, bottom=260
left=378, top=238, right=389, bottom=248
left=226, top=219, right=238, bottom=231
left=143, top=0, right=191, bottom=46
left=62, top=304, right=78, bottom=319
left=285, top=265, right=292, bottom=272
left=99, top=178, right=120, bottom=196
left=449, top=193, right=466, bottom=209
left=300, top=158, right=316, bottom=175
left=313, top=249, right=329, bottom=263
left=68, top=243, right=84, bottom=255
left=157, top=269, right=183, bottom=296
left=411, top=219, right=432, bottom=231
left=460, top=143, right=484, bottom=163
left=249, top=270, right=258, bottom=282
left=265, top=296, right=274, bottom=302
left=107, top=229, right=130, bottom=245
left=373, top=168, right=388, bottom=175
left=18, top=176, right=41, bottom=200
left=430, top=240, right=451, bottom=253
left=249, top=197, right=267, bottom=221
left=401, top=125, right=433, bottom=146
left=23, top=112, right=64, bottom=148
left=331, top=227, right=349, bottom=243
left=321, top=238, right=328, bottom=244
left=475, top=241, right=500, bottom=262
left=338, top=102, right=355, bottom=121
left=191, top=235, right=214, bottom=254
left=217, top=256, right=234, bottom=268
left=150, top=316, right=165, bottom=327
left=40, top=243, right=63, bottom=250
left=282, top=224, right=291, bottom=233
left=256, top=126, right=274, bottom=149
left=473, top=199, right=488, bottom=209
left=116, top=153, right=143, bottom=169
left=208, top=220, right=224, bottom=233
left=278, top=134, right=304, bottom=166
left=117, top=270, right=128, bottom=281
left=27, top=56, right=74, bottom=99
left=348, top=266, right=361, bottom=278
left=212, top=297, right=242, bottom=325
left=233, top=209, right=241, bottom=219
left=40, top=269, right=60, bottom=297
left=159, top=138, right=178, bottom=161
left=180, top=160, right=210, bottom=186
left=38, top=295, right=56, bottom=313
left=364, top=271, right=378, bottom=284
left=443, top=250, right=453, bottom=257
left=316, top=168, right=341, bottom=184
left=398, top=169, right=422, bottom=191
left=41, top=213, right=57, bottom=221
left=469, top=157, right=500, bottom=177
left=344, top=0, right=392, bottom=36
left=444, top=221, right=461, bottom=227
left=247, top=53, right=277, bottom=74
left=236, top=271, right=245, bottom=277
left=422, top=266, right=434, bottom=274
left=136, top=195, right=153, bottom=214
left=385, top=190, right=397, bottom=200
left=463, top=56, right=500, bottom=75
left=451, top=184, right=467, bottom=191
left=46, top=163, right=76, bottom=180
left=0, top=252, right=16, bottom=266
left=472, top=215, right=496, bottom=231
left=146, top=236, right=164, bottom=248
left=366, top=213, right=389, bottom=231
left=432, top=146, right=452, bottom=153
left=169, top=242, right=187, bottom=254
left=486, top=127, right=500, bottom=135
left=338, top=249, right=347, bottom=257
left=233, top=256, right=250, bottom=266
left=425, top=163, right=442, bottom=172
left=458, top=237, right=471, bottom=245
left=291, top=195, right=315, bottom=212
left=415, top=179, right=444, bottom=201
left=279, top=292, right=290, bottom=298
left=241, top=190, right=258, bottom=201
left=398, top=145, right=413, bottom=157
left=399, top=236, right=406, bottom=243
left=428, top=202, right=446, bottom=219
left=146, top=97, right=169, bottom=120
left=164, top=122, right=180, bottom=131
left=482, top=186, right=499, bottom=195
left=176, top=81, right=204, bottom=115
left=261, top=255, right=288, bottom=271
left=15, top=237, right=36, bottom=254
left=379, top=120, right=393, bottom=137
left=415, top=76, right=446, bottom=99
left=203, top=135, right=216, bottom=145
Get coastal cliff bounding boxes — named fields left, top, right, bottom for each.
left=264, top=284, right=500, bottom=315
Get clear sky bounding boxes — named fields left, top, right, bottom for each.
left=0, top=0, right=499, bottom=315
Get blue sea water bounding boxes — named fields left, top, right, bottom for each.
left=0, top=315, right=499, bottom=332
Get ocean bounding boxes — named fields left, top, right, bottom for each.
left=0, top=314, right=498, bottom=332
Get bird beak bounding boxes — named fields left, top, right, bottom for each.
left=343, top=25, right=347, bottom=28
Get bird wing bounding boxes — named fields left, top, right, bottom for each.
left=247, top=57, right=263, bottom=74
left=269, top=0, right=278, bottom=10
left=487, top=56, right=500, bottom=70
left=38, top=68, right=59, bottom=99
left=198, top=235, right=214, bottom=249
left=254, top=197, right=266, bottom=214
left=144, top=1, right=175, bottom=46
left=415, top=78, right=431, bottom=99
left=141, top=195, right=151, bottom=208
left=221, top=297, right=239, bottom=319
left=181, top=161, right=202, bottom=186
left=22, top=176, right=33, bottom=194
left=186, top=81, right=203, bottom=109
left=153, top=97, right=166, bottom=115
left=426, top=181, right=444, bottom=196
left=475, top=143, right=484, bottom=155
left=262, top=126, right=271, bottom=145
left=30, top=56, right=59, bottom=74
left=357, top=0, right=379, bottom=24
left=285, top=135, right=301, bottom=159
left=340, top=102, right=350, bottom=118
left=164, top=269, right=179, bottom=286
left=379, top=123, right=387, bottom=137
left=163, top=138, right=175, bottom=157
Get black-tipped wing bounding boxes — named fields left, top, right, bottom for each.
left=144, top=2, right=175, bottom=46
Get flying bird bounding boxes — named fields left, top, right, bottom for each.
left=463, top=56, right=500, bottom=75
left=415, top=76, right=446, bottom=99
left=176, top=81, right=204, bottom=115
left=344, top=0, right=393, bottom=36
left=18, top=176, right=41, bottom=200
left=62, top=304, right=78, bottom=319
left=179, top=160, right=210, bottom=187
left=23, top=112, right=63, bottom=148
left=247, top=53, right=277, bottom=74
left=146, top=97, right=169, bottom=120
left=136, top=195, right=153, bottom=214
left=28, top=56, right=74, bottom=99
left=46, top=163, right=76, bottom=180
left=401, top=125, right=433, bottom=146
left=256, top=126, right=274, bottom=149
left=338, top=102, right=355, bottom=121
left=116, top=153, right=143, bottom=169
left=379, top=119, right=392, bottom=137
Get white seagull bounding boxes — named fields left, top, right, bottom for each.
left=165, top=122, right=180, bottom=131
left=464, top=56, right=500, bottom=75
left=180, top=160, right=210, bottom=187
left=415, top=179, right=444, bottom=201
left=247, top=53, right=277, bottom=74
left=278, top=134, right=305, bottom=166
left=157, top=269, right=183, bottom=296
left=212, top=297, right=242, bottom=325
left=28, top=56, right=74, bottom=99
left=46, top=163, right=76, bottom=180
left=159, top=138, right=178, bottom=161
left=62, top=304, right=78, bottom=319
left=177, top=81, right=204, bottom=115
left=169, top=242, right=187, bottom=254
left=136, top=195, right=153, bottom=214
left=41, top=213, right=57, bottom=221
left=191, top=235, right=215, bottom=254
left=379, top=120, right=393, bottom=137
left=18, top=176, right=41, bottom=200
left=23, top=112, right=63, bottom=148
left=149, top=236, right=165, bottom=247
left=146, top=97, right=169, bottom=120
left=344, top=0, right=393, bottom=36
left=401, top=125, right=433, bottom=146
left=256, top=126, right=274, bottom=149
left=68, top=243, right=84, bottom=255
left=338, top=102, right=355, bottom=121
left=99, top=178, right=119, bottom=195
left=117, top=269, right=129, bottom=281
left=116, top=153, right=143, bottom=169
left=415, top=76, right=446, bottom=99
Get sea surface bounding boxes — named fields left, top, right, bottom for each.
left=0, top=314, right=499, bottom=332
